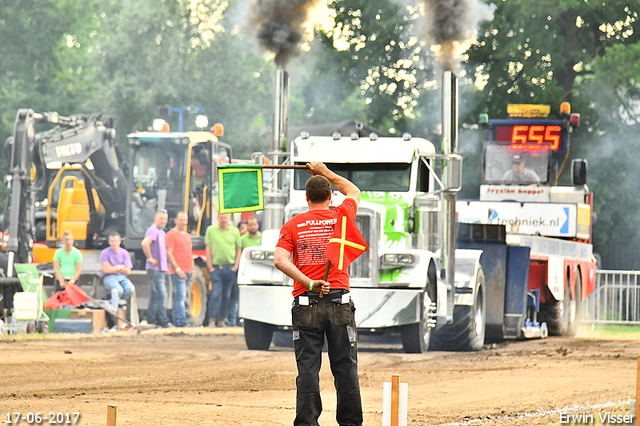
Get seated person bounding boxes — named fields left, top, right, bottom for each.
left=100, top=231, right=135, bottom=310
left=53, top=230, right=83, bottom=291
left=502, top=154, right=540, bottom=185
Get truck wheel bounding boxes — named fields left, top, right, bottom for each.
left=566, top=273, right=582, bottom=337
left=185, top=267, right=207, bottom=327
left=400, top=274, right=436, bottom=353
left=540, top=275, right=572, bottom=336
left=244, top=319, right=275, bottom=350
left=430, top=270, right=486, bottom=351
left=272, top=330, right=294, bottom=348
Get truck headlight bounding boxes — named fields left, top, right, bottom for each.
left=250, top=250, right=275, bottom=261
left=381, top=253, right=416, bottom=267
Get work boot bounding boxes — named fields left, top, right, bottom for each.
left=208, top=318, right=216, bottom=328
left=216, top=319, right=227, bottom=328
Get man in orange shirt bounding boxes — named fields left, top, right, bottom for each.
left=166, top=212, right=194, bottom=327
left=274, top=162, right=363, bottom=426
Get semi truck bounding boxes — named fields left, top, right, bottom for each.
left=237, top=72, right=548, bottom=352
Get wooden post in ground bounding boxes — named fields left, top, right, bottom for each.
left=106, top=405, right=118, bottom=426
left=636, top=357, right=640, bottom=424
left=391, top=374, right=400, bottom=426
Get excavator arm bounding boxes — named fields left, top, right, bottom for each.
left=2, top=109, right=126, bottom=269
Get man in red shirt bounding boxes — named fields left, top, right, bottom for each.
left=274, top=161, right=363, bottom=426
left=166, top=212, right=194, bottom=327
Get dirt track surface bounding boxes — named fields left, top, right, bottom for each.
left=1, top=326, right=638, bottom=426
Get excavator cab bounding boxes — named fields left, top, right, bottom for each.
left=125, top=131, right=232, bottom=244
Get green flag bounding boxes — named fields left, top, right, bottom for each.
left=217, top=164, right=264, bottom=213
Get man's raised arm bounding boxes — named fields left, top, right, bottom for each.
left=306, top=161, right=360, bottom=203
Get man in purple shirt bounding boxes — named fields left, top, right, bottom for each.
left=141, top=210, right=172, bottom=328
left=100, top=231, right=134, bottom=310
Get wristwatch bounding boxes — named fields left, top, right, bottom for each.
left=176, top=267, right=182, bottom=272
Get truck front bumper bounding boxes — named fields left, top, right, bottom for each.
left=238, top=285, right=423, bottom=328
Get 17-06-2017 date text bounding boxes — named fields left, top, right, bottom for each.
left=5, top=412, right=81, bottom=424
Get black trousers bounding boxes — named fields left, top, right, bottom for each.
left=292, top=290, right=363, bottom=426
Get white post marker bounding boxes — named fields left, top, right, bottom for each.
left=382, top=374, right=408, bottom=426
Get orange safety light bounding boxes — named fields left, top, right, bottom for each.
left=559, top=102, right=571, bottom=116
left=161, top=122, right=170, bottom=132
left=263, top=157, right=270, bottom=165
left=211, top=123, right=224, bottom=137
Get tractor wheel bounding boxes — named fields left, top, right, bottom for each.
left=185, top=267, right=207, bottom=327
left=430, top=270, right=486, bottom=351
left=244, top=319, right=275, bottom=350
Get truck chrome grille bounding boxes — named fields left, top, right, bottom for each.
left=349, top=215, right=371, bottom=279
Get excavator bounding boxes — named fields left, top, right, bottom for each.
left=0, top=108, right=231, bottom=327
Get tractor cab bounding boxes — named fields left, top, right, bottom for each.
left=125, top=130, right=231, bottom=243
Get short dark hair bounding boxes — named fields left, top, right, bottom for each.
left=108, top=231, right=121, bottom=239
left=306, top=175, right=331, bottom=204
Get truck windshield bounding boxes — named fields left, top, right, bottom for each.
left=483, top=145, right=549, bottom=185
left=294, top=163, right=411, bottom=192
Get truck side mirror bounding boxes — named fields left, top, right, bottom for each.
left=571, top=159, right=587, bottom=186
left=447, top=155, right=463, bottom=192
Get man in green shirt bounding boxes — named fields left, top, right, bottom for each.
left=240, top=216, right=261, bottom=250
left=205, top=214, right=241, bottom=327
left=53, top=230, right=83, bottom=291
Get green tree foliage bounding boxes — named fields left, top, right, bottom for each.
left=83, top=0, right=271, bottom=157
left=0, top=0, right=98, bottom=140
left=304, top=0, right=439, bottom=136
left=577, top=40, right=640, bottom=268
left=466, top=0, right=640, bottom=118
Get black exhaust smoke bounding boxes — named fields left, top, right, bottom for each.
left=249, top=0, right=322, bottom=66
left=422, top=0, right=495, bottom=70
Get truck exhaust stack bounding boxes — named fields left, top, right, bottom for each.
left=441, top=70, right=458, bottom=312
left=263, top=67, right=290, bottom=231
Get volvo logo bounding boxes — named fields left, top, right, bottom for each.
left=54, top=143, right=83, bottom=158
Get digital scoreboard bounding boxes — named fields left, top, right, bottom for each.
left=492, top=123, right=566, bottom=151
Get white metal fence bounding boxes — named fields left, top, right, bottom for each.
left=583, top=270, right=640, bottom=324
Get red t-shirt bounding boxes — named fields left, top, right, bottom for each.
left=276, top=198, right=358, bottom=297
left=166, top=229, right=193, bottom=274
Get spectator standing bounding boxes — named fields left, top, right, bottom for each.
left=53, top=230, right=83, bottom=291
left=166, top=212, right=194, bottom=327
left=226, top=216, right=263, bottom=326
left=240, top=216, right=261, bottom=250
left=100, top=232, right=134, bottom=310
left=141, top=210, right=172, bottom=328
left=205, top=213, right=241, bottom=327
left=238, top=220, right=248, bottom=236
left=273, top=162, right=363, bottom=426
